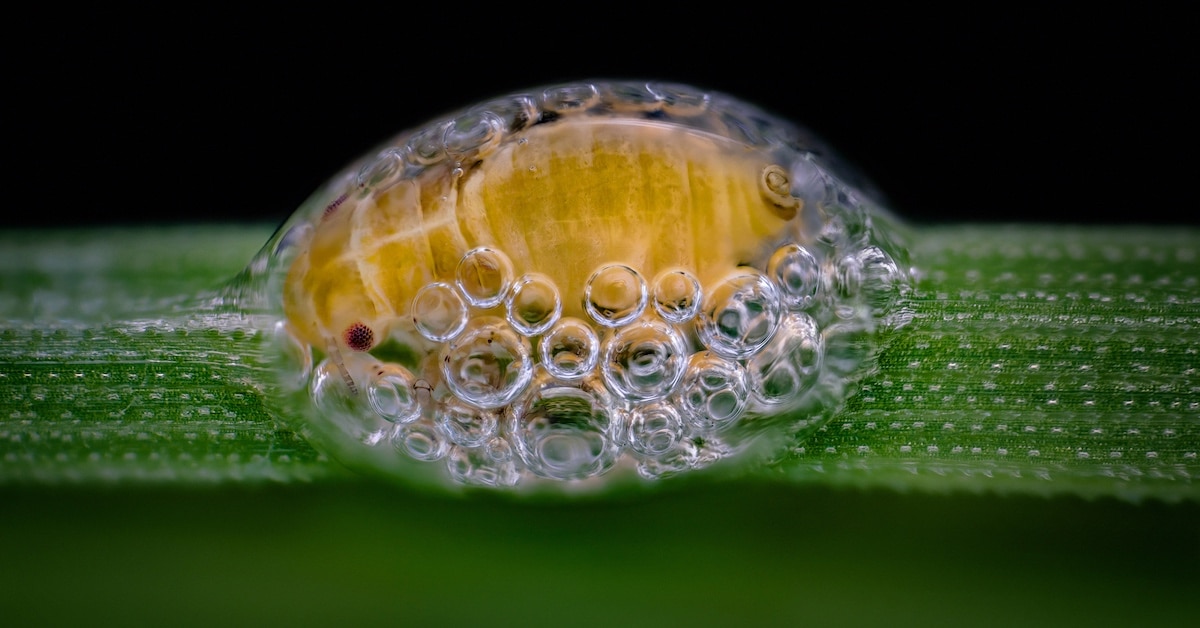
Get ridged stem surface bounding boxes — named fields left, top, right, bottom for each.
left=1, top=225, right=1196, bottom=500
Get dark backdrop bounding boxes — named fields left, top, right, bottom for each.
left=7, top=8, right=1190, bottom=228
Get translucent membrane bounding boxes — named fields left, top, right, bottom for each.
left=253, top=80, right=914, bottom=489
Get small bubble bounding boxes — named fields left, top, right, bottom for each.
left=767, top=244, right=821, bottom=310
left=311, top=356, right=385, bottom=440
left=443, top=111, right=503, bottom=157
left=748, top=312, right=823, bottom=408
left=441, top=317, right=534, bottom=410
left=677, top=352, right=750, bottom=432
left=646, top=82, right=710, bottom=115
left=541, top=83, right=599, bottom=112
left=601, top=318, right=688, bottom=401
left=405, top=123, right=449, bottom=166
left=584, top=264, right=647, bottom=327
left=855, top=246, right=904, bottom=312
left=508, top=376, right=620, bottom=481
left=367, top=364, right=421, bottom=424
left=356, top=149, right=404, bottom=190
left=412, top=282, right=469, bottom=342
left=435, top=398, right=499, bottom=448
left=651, top=269, right=702, bottom=324
left=625, top=401, right=684, bottom=456
left=697, top=270, right=783, bottom=359
left=636, top=439, right=699, bottom=479
left=599, top=82, right=660, bottom=112
left=447, top=439, right=521, bottom=487
left=455, top=247, right=514, bottom=308
left=394, top=421, right=450, bottom=461
left=470, top=94, right=538, bottom=132
left=505, top=273, right=562, bottom=336
left=539, top=317, right=600, bottom=382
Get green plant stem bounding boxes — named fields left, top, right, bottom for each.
left=1, top=225, right=1197, bottom=499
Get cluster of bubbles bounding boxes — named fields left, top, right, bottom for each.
left=257, top=81, right=913, bottom=489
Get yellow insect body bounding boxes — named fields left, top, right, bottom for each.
left=285, top=117, right=798, bottom=352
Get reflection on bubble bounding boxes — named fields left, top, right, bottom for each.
left=447, top=437, right=521, bottom=487
left=601, top=318, right=689, bottom=402
left=626, top=401, right=684, bottom=457
left=509, top=376, right=620, bottom=481
left=367, top=363, right=422, bottom=424
left=697, top=270, right=783, bottom=360
left=412, top=282, right=469, bottom=342
left=748, top=312, right=824, bottom=409
left=768, top=244, right=821, bottom=310
left=443, top=111, right=503, bottom=157
left=394, top=421, right=451, bottom=462
left=441, top=318, right=533, bottom=410
left=651, top=269, right=702, bottom=324
left=506, top=273, right=562, bottom=336
left=435, top=398, right=499, bottom=447
left=585, top=264, right=647, bottom=328
left=456, top=247, right=514, bottom=308
left=678, top=352, right=750, bottom=432
left=539, top=317, right=600, bottom=382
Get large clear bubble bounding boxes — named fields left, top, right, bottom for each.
left=243, top=80, right=914, bottom=490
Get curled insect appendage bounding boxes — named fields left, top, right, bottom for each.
left=254, top=80, right=914, bottom=490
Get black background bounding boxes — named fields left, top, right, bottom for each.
left=7, top=8, right=1191, bottom=228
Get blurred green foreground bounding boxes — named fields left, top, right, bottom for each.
left=0, top=226, right=1196, bottom=626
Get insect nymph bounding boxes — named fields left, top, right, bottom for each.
left=266, top=81, right=910, bottom=487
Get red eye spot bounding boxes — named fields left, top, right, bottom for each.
left=343, top=323, right=374, bottom=351
left=322, top=192, right=349, bottom=219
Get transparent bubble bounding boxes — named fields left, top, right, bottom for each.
left=259, top=80, right=914, bottom=489
left=651, top=269, right=703, bottom=323
left=696, top=270, right=783, bottom=359
left=455, top=247, right=514, bottom=308
left=470, top=95, right=538, bottom=133
left=625, top=401, right=684, bottom=457
left=412, top=282, right=469, bottom=342
left=539, top=317, right=600, bottom=382
left=636, top=438, right=698, bottom=480
left=310, top=353, right=373, bottom=417
left=447, top=438, right=521, bottom=487
left=440, top=317, right=534, bottom=410
left=584, top=264, right=647, bottom=327
left=443, top=110, right=503, bottom=157
left=541, top=83, right=599, bottom=112
left=677, top=352, right=750, bottom=432
left=435, top=398, right=499, bottom=448
left=646, top=82, right=710, bottom=115
left=748, top=312, right=824, bottom=409
left=767, top=244, right=821, bottom=310
left=505, top=273, right=561, bottom=336
left=393, top=421, right=451, bottom=461
left=367, top=363, right=422, bottom=424
left=599, top=82, right=660, bottom=112
left=405, top=124, right=448, bottom=166
left=600, top=318, right=689, bottom=401
left=833, top=253, right=863, bottom=300
left=508, top=375, right=620, bottom=481
left=854, top=245, right=904, bottom=313
left=356, top=148, right=404, bottom=190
